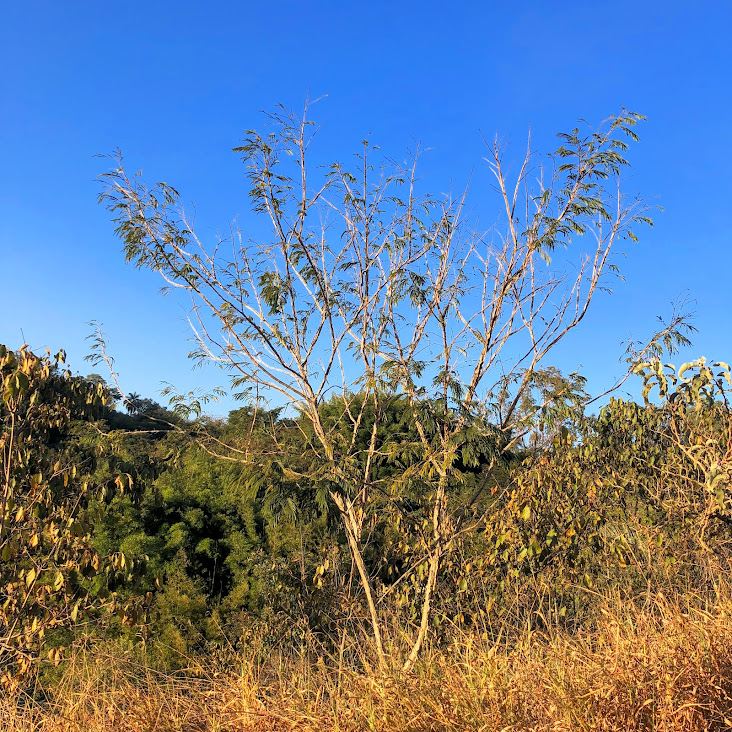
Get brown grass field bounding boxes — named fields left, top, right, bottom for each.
left=4, top=592, right=732, bottom=732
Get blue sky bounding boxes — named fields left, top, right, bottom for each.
left=1, top=1, right=730, bottom=416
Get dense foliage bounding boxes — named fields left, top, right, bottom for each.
left=3, top=342, right=731, bottom=685
left=0, top=347, right=153, bottom=685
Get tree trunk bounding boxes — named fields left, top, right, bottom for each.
left=331, top=491, right=388, bottom=671
left=402, top=473, right=447, bottom=673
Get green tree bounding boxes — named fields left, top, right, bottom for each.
left=100, top=104, right=659, bottom=671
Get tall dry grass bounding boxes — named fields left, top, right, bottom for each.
left=3, top=592, right=732, bottom=732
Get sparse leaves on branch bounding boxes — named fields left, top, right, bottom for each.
left=99, top=104, right=657, bottom=671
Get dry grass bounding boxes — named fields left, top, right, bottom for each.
left=4, top=595, right=732, bottom=732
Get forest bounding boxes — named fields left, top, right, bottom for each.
left=3, top=107, right=732, bottom=731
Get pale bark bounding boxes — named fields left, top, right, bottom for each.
left=100, top=105, right=653, bottom=672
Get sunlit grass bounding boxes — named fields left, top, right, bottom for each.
left=4, top=590, right=732, bottom=731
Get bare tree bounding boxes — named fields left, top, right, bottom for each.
left=100, top=104, right=653, bottom=671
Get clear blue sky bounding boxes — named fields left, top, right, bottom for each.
left=1, top=1, right=730, bottom=415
